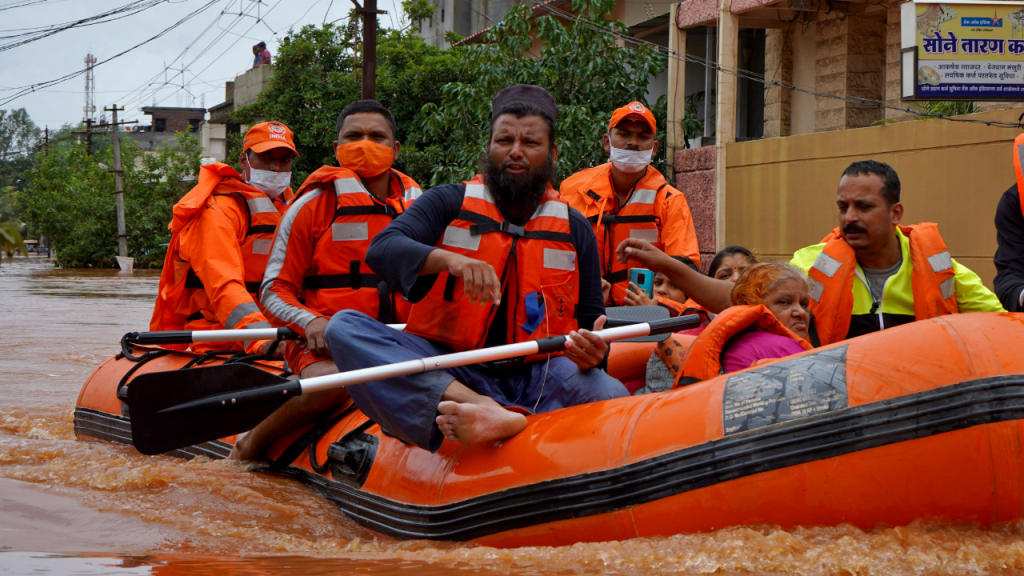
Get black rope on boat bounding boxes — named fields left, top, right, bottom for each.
left=115, top=349, right=171, bottom=401
left=120, top=332, right=144, bottom=362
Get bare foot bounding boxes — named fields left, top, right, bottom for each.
left=435, top=401, right=527, bottom=445
left=227, top=433, right=252, bottom=461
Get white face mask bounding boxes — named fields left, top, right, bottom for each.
left=247, top=167, right=291, bottom=198
left=609, top=146, right=653, bottom=174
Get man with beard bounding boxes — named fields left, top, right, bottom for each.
left=322, top=85, right=627, bottom=451
left=617, top=160, right=1003, bottom=347
left=560, top=101, right=699, bottom=308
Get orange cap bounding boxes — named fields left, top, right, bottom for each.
left=608, top=101, right=656, bottom=134
left=242, top=121, right=299, bottom=157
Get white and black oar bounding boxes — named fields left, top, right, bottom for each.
left=123, top=326, right=409, bottom=347
left=126, top=314, right=700, bottom=455
left=123, top=327, right=302, bottom=347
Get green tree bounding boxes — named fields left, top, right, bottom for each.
left=22, top=132, right=202, bottom=268
left=0, top=185, right=27, bottom=266
left=0, top=108, right=41, bottom=161
left=232, top=22, right=468, bottom=185
left=408, top=0, right=668, bottom=186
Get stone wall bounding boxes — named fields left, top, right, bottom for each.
left=674, top=145, right=717, bottom=270
left=814, top=15, right=887, bottom=132
left=764, top=29, right=793, bottom=139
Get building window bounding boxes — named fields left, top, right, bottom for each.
left=189, top=118, right=201, bottom=133
left=441, top=8, right=445, bottom=22
left=154, top=118, right=166, bottom=132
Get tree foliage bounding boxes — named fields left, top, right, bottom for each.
left=235, top=0, right=666, bottom=188
left=22, top=133, right=203, bottom=268
left=0, top=186, right=27, bottom=266
left=0, top=108, right=40, bottom=161
left=406, top=0, right=668, bottom=186
left=232, top=22, right=468, bottom=185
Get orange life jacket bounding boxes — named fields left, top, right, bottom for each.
left=562, top=167, right=669, bottom=304
left=806, top=224, right=959, bottom=346
left=675, top=304, right=812, bottom=387
left=150, top=163, right=287, bottom=349
left=404, top=175, right=579, bottom=360
left=656, top=296, right=711, bottom=324
left=291, top=166, right=419, bottom=324
left=1013, top=133, right=1024, bottom=217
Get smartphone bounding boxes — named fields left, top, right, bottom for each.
left=629, top=268, right=654, bottom=298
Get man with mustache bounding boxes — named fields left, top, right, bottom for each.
left=322, top=85, right=628, bottom=451
left=559, top=101, right=699, bottom=308
left=616, top=160, right=1003, bottom=347
left=230, top=101, right=422, bottom=461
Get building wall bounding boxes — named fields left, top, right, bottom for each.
left=674, top=145, right=718, bottom=270
left=722, top=106, right=1024, bottom=288
left=234, top=65, right=275, bottom=109
left=152, top=109, right=203, bottom=133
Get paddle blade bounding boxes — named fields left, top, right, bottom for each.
left=126, top=363, right=298, bottom=455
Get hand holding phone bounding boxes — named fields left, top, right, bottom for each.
left=629, top=268, right=654, bottom=298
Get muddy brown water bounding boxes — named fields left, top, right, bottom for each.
left=4, top=256, right=1024, bottom=575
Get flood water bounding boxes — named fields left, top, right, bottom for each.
left=4, top=256, right=1024, bottom=574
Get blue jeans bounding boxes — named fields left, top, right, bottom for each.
left=325, top=310, right=628, bottom=452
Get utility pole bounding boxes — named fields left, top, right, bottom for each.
left=105, top=105, right=128, bottom=261
left=350, top=0, right=386, bottom=99
left=72, top=118, right=96, bottom=155
left=44, top=126, right=48, bottom=156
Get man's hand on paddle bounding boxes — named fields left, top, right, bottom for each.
left=445, top=252, right=501, bottom=306
left=303, top=316, right=330, bottom=357
left=564, top=314, right=608, bottom=371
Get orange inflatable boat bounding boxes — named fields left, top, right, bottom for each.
left=75, top=313, right=1024, bottom=547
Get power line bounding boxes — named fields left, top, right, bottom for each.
left=0, top=0, right=167, bottom=53
left=524, top=0, right=1024, bottom=130
left=0, top=0, right=221, bottom=108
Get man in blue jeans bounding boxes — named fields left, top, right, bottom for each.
left=324, top=85, right=627, bottom=452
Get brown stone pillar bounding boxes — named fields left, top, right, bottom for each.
left=764, top=28, right=793, bottom=138
left=815, top=14, right=887, bottom=132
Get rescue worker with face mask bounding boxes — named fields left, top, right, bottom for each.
left=314, top=85, right=627, bottom=454
left=616, top=160, right=1004, bottom=347
left=150, top=121, right=297, bottom=357
left=559, top=102, right=700, bottom=309
left=231, top=101, right=421, bottom=461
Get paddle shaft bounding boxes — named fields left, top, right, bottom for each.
left=126, top=325, right=407, bottom=346
left=299, top=315, right=698, bottom=394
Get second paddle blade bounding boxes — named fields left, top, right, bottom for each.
left=126, top=363, right=298, bottom=456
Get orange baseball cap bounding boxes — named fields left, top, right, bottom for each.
left=608, top=101, right=656, bottom=134
left=242, top=121, right=299, bottom=156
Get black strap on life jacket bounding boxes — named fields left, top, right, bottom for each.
left=603, top=269, right=629, bottom=284
left=334, top=203, right=398, bottom=220
left=302, top=262, right=396, bottom=324
left=184, top=269, right=261, bottom=294
left=458, top=210, right=573, bottom=243
left=586, top=214, right=657, bottom=225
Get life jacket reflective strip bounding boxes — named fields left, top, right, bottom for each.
left=1013, top=133, right=1024, bottom=219
left=288, top=166, right=418, bottom=323
left=150, top=163, right=283, bottom=343
left=805, top=223, right=958, bottom=346
left=404, top=175, right=579, bottom=359
left=564, top=166, right=666, bottom=305
left=674, top=304, right=812, bottom=387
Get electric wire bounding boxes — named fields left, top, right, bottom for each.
left=521, top=0, right=1024, bottom=129
left=0, top=0, right=220, bottom=108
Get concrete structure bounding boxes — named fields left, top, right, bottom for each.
left=128, top=106, right=205, bottom=152
left=667, top=0, right=1024, bottom=286
left=200, top=66, right=273, bottom=162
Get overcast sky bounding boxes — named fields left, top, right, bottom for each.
left=1, top=0, right=403, bottom=130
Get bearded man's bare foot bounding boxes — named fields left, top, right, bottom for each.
left=435, top=401, right=527, bottom=445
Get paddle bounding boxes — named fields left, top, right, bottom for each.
left=122, top=325, right=407, bottom=346
left=126, top=314, right=701, bottom=455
